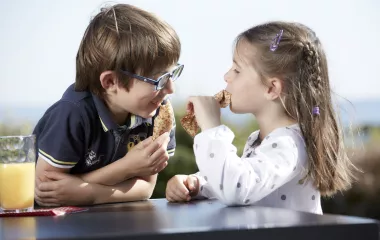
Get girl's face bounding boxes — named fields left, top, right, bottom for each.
left=224, top=39, right=269, bottom=115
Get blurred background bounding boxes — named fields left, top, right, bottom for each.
left=1, top=0, right=379, bottom=219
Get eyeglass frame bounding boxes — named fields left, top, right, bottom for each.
left=121, top=64, right=184, bottom=91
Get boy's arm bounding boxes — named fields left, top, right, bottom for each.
left=35, top=157, right=69, bottom=177
left=91, top=174, right=157, bottom=204
left=36, top=168, right=157, bottom=206
left=33, top=100, right=85, bottom=206
left=79, top=111, right=177, bottom=186
left=78, top=132, right=170, bottom=186
left=35, top=157, right=70, bottom=206
left=77, top=156, right=135, bottom=186
left=36, top=157, right=154, bottom=206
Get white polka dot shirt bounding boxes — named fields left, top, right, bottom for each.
left=192, top=124, right=322, bottom=214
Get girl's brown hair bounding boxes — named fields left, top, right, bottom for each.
left=236, top=21, right=356, bottom=196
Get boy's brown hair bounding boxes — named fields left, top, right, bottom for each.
left=75, top=4, right=181, bottom=96
left=235, top=21, right=357, bottom=196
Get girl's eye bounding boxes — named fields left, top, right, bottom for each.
left=234, top=69, right=240, bottom=74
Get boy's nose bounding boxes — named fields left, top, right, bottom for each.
left=162, top=79, right=174, bottom=94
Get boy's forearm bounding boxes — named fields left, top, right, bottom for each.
left=78, top=157, right=136, bottom=186
left=91, top=175, right=157, bottom=205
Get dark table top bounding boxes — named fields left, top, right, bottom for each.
left=1, top=199, right=379, bottom=240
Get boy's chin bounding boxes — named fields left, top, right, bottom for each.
left=139, top=109, right=157, bottom=119
left=148, top=109, right=158, bottom=118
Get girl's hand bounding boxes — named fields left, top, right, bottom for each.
left=187, top=96, right=221, bottom=131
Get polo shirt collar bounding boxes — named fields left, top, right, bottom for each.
left=92, top=94, right=152, bottom=132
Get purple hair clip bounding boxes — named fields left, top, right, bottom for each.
left=312, top=106, right=320, bottom=116
left=270, top=29, right=284, bottom=52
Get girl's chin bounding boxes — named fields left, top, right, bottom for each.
left=229, top=104, right=250, bottom=114
left=229, top=104, right=237, bottom=113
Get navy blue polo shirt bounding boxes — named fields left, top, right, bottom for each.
left=33, top=84, right=176, bottom=174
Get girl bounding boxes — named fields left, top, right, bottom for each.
left=165, top=21, right=356, bottom=214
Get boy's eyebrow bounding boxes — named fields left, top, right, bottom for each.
left=155, top=71, right=168, bottom=75
left=153, top=65, right=176, bottom=76
left=149, top=69, right=166, bottom=77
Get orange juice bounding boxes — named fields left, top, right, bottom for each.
left=0, top=162, right=35, bottom=210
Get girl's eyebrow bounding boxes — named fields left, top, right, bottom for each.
left=233, top=59, right=242, bottom=68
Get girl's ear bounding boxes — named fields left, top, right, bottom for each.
left=264, top=77, right=284, bottom=101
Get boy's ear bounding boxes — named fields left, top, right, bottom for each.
left=100, top=71, right=118, bottom=91
left=265, top=77, right=283, bottom=101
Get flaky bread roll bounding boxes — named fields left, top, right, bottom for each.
left=180, top=90, right=232, bottom=137
left=152, top=100, right=174, bottom=140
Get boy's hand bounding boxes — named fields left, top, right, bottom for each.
left=35, top=171, right=94, bottom=207
left=187, top=96, right=221, bottom=131
left=165, top=175, right=199, bottom=202
left=124, top=132, right=170, bottom=177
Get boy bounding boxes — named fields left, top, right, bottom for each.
left=33, top=4, right=183, bottom=207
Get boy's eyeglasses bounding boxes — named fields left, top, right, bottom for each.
left=121, top=64, right=184, bottom=91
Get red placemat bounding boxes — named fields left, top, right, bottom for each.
left=0, top=206, right=88, bottom=217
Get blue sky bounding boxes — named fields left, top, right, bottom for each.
left=1, top=0, right=379, bottom=110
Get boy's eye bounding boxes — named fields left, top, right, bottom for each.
left=233, top=69, right=240, bottom=74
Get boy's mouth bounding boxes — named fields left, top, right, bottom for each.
left=151, top=99, right=164, bottom=108
left=151, top=95, right=170, bottom=106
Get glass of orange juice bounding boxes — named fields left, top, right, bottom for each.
left=0, top=135, right=36, bottom=213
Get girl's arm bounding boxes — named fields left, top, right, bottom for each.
left=193, top=125, right=301, bottom=206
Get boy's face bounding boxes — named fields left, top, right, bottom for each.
left=114, top=65, right=176, bottom=119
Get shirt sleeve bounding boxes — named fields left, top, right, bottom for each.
left=193, top=125, right=301, bottom=206
left=190, top=171, right=217, bottom=200
left=33, top=101, right=85, bottom=168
